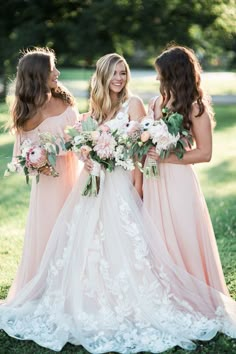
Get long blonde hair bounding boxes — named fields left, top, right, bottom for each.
left=89, top=53, right=130, bottom=123
left=11, top=47, right=75, bottom=131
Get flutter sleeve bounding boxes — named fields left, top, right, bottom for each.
left=58, top=105, right=80, bottom=156
left=66, top=105, right=80, bottom=126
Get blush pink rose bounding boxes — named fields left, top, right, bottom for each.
left=100, top=124, right=111, bottom=133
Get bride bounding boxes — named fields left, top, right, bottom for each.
left=0, top=53, right=236, bottom=353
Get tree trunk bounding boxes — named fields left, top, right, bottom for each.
left=0, top=73, right=8, bottom=102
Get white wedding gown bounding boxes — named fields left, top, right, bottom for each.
left=1, top=99, right=236, bottom=353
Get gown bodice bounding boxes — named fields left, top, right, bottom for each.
left=104, top=98, right=130, bottom=131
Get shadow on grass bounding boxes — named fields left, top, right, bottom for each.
left=0, top=140, right=30, bottom=213
left=0, top=141, right=14, bottom=163
left=204, top=194, right=236, bottom=298
left=0, top=330, right=235, bottom=354
left=214, top=105, right=236, bottom=131
left=0, top=285, right=9, bottom=300
left=201, top=159, right=235, bottom=186
left=0, top=330, right=90, bottom=353
left=0, top=141, right=30, bottom=214
left=206, top=194, right=236, bottom=252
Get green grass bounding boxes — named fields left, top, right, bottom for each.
left=59, top=68, right=94, bottom=81
left=59, top=68, right=236, bottom=96
left=0, top=76, right=236, bottom=353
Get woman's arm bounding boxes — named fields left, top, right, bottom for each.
left=132, top=166, right=143, bottom=199
left=128, top=96, right=147, bottom=121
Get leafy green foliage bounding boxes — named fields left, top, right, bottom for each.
left=1, top=0, right=236, bottom=100
left=81, top=116, right=97, bottom=131
left=162, top=108, right=193, bottom=159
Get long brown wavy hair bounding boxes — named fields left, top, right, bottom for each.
left=89, top=53, right=130, bottom=124
left=11, top=47, right=75, bottom=131
left=155, top=45, right=214, bottom=129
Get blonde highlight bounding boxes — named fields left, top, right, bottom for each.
left=89, top=53, right=130, bottom=124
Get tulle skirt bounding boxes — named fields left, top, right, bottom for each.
left=0, top=168, right=236, bottom=353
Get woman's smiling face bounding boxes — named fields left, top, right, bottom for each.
left=109, top=61, right=127, bottom=96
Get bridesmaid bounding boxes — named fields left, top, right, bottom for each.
left=6, top=47, right=79, bottom=301
left=143, top=45, right=229, bottom=295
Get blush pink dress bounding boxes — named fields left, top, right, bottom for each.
left=7, top=105, right=79, bottom=301
left=0, top=100, right=235, bottom=352
left=143, top=96, right=229, bottom=296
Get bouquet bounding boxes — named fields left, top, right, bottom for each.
left=65, top=115, right=135, bottom=197
left=128, top=108, right=193, bottom=178
left=4, top=132, right=64, bottom=184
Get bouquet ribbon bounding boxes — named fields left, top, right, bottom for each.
left=144, top=157, right=158, bottom=178
left=82, top=160, right=102, bottom=197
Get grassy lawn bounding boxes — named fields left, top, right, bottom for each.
left=0, top=79, right=235, bottom=353
left=59, top=68, right=236, bottom=97
left=7, top=69, right=236, bottom=114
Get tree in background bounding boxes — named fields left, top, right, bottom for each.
left=0, top=0, right=235, bottom=101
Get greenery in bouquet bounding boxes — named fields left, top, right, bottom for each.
left=4, top=132, right=63, bottom=184
left=128, top=108, right=193, bottom=178
left=65, top=116, right=135, bottom=196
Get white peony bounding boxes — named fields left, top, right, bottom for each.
left=7, top=162, right=17, bottom=173
left=74, top=135, right=86, bottom=145
left=140, top=117, right=154, bottom=130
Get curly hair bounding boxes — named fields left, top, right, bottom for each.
left=11, top=47, right=75, bottom=131
left=155, top=45, right=214, bottom=129
left=89, top=53, right=130, bottom=124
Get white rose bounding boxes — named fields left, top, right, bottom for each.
left=21, top=146, right=31, bottom=158
left=74, top=135, right=85, bottom=145
left=7, top=162, right=17, bottom=172
left=45, top=142, right=56, bottom=153
left=149, top=123, right=169, bottom=143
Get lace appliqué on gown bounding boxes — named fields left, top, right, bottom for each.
left=1, top=98, right=236, bottom=353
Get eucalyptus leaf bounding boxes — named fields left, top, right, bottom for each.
left=182, top=130, right=189, bottom=136
left=160, top=150, right=166, bottom=159
left=48, top=154, right=56, bottom=167
left=81, top=116, right=98, bottom=131
left=65, top=127, right=80, bottom=138
left=178, top=139, right=188, bottom=148
left=175, top=150, right=184, bottom=159
left=64, top=141, right=73, bottom=151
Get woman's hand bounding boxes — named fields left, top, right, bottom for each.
left=84, top=158, right=93, bottom=173
left=39, top=165, right=53, bottom=176
left=147, top=147, right=160, bottom=161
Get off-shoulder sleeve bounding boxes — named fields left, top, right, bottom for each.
left=12, top=133, right=21, bottom=159
left=66, top=105, right=80, bottom=126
